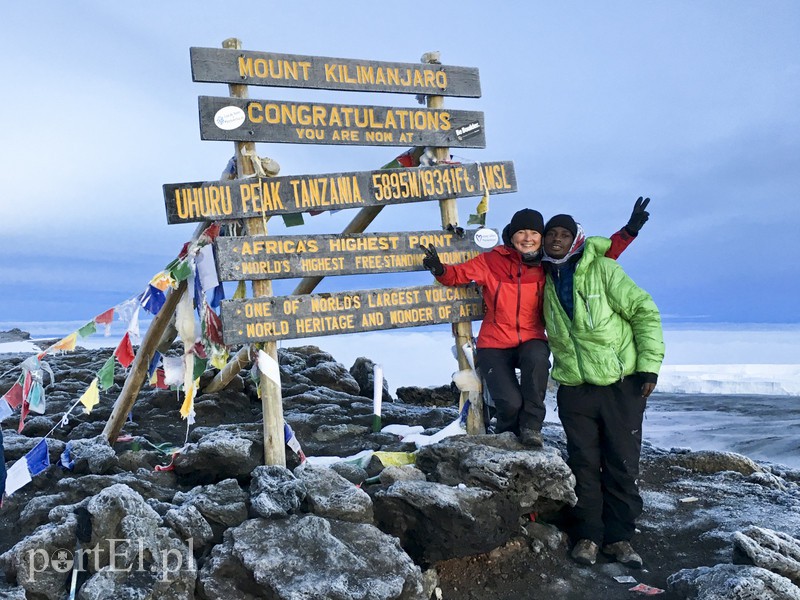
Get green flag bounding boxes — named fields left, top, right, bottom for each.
left=78, top=321, right=97, bottom=338
left=97, top=355, right=115, bottom=390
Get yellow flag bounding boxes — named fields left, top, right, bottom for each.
left=180, top=378, right=198, bottom=419
left=149, top=271, right=176, bottom=291
left=374, top=451, right=416, bottom=467
left=51, top=332, right=78, bottom=353
left=79, top=378, right=100, bottom=414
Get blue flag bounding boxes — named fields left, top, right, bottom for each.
left=25, top=439, right=50, bottom=476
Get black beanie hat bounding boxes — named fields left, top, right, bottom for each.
left=507, top=209, right=544, bottom=237
left=544, top=214, right=578, bottom=238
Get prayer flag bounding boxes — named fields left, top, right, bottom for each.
left=5, top=459, right=32, bottom=496
left=2, top=376, right=24, bottom=409
left=282, top=213, right=305, bottom=227
left=149, top=271, right=174, bottom=291
left=233, top=281, right=247, bottom=300
left=179, top=379, right=197, bottom=420
left=196, top=245, right=220, bottom=293
left=50, top=332, right=78, bottom=353
left=25, top=439, right=50, bottom=476
left=27, top=381, right=45, bottom=414
left=77, top=321, right=97, bottom=338
left=0, top=397, right=12, bottom=419
left=162, top=356, right=184, bottom=387
left=169, top=259, right=193, bottom=282
left=148, top=351, right=162, bottom=378
left=114, top=332, right=135, bottom=368
left=79, top=378, right=100, bottom=414
left=139, top=285, right=166, bottom=316
left=94, top=307, right=115, bottom=335
left=97, top=355, right=116, bottom=390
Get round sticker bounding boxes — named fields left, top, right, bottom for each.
left=214, top=106, right=246, bottom=131
left=474, top=228, right=499, bottom=248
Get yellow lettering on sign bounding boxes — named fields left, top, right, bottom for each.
left=300, top=257, right=345, bottom=272
left=407, top=234, right=453, bottom=249
left=174, top=185, right=233, bottom=220
left=238, top=57, right=311, bottom=81
left=322, top=64, right=448, bottom=90
left=309, top=295, right=361, bottom=312
left=361, top=312, right=385, bottom=327
left=388, top=307, right=434, bottom=325
left=245, top=321, right=290, bottom=338
left=295, top=314, right=356, bottom=334
left=366, top=290, right=421, bottom=308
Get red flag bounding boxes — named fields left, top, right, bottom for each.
left=94, top=308, right=115, bottom=325
left=114, top=332, right=135, bottom=368
left=18, top=397, right=29, bottom=433
left=2, top=378, right=24, bottom=409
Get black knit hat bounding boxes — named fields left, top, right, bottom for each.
left=544, top=214, right=578, bottom=238
left=507, top=209, right=544, bottom=237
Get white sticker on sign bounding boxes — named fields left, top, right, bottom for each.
left=474, top=228, right=499, bottom=249
left=214, top=106, right=246, bottom=130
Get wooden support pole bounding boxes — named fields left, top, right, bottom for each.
left=103, top=220, right=210, bottom=444
left=222, top=38, right=285, bottom=467
left=424, top=53, right=484, bottom=435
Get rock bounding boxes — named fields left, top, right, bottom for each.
left=249, top=465, right=307, bottom=519
left=733, top=526, right=800, bottom=585
left=173, top=429, right=263, bottom=484
left=63, top=435, right=118, bottom=474
left=301, top=361, right=361, bottom=395
left=172, top=478, right=248, bottom=528
left=524, top=521, right=568, bottom=555
left=349, top=357, right=392, bottom=403
left=294, top=463, right=374, bottom=523
left=372, top=480, right=519, bottom=565
left=396, top=384, right=459, bottom=407
left=667, top=563, right=800, bottom=599
left=197, top=515, right=426, bottom=600
left=415, top=434, right=577, bottom=514
left=379, top=466, right=427, bottom=485
left=330, top=462, right=369, bottom=485
left=164, top=504, right=214, bottom=551
left=661, top=449, right=764, bottom=476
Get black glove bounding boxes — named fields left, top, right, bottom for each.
left=420, top=244, right=445, bottom=276
left=625, top=197, right=650, bottom=236
left=445, top=223, right=466, bottom=238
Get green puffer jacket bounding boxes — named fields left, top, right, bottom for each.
left=544, top=236, right=664, bottom=386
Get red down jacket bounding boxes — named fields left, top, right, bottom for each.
left=435, top=228, right=635, bottom=349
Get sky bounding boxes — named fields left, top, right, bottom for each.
left=1, top=1, right=799, bottom=326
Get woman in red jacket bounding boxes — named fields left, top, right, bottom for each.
left=421, top=201, right=648, bottom=446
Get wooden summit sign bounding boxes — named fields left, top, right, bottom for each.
left=215, top=229, right=497, bottom=281
left=163, top=161, right=516, bottom=224
left=190, top=48, right=481, bottom=98
left=198, top=96, right=486, bottom=148
left=220, top=284, right=485, bottom=345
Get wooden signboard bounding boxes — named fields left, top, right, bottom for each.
left=191, top=48, right=481, bottom=98
left=163, top=161, right=515, bottom=224
left=220, top=284, right=485, bottom=344
left=198, top=96, right=486, bottom=148
left=215, top=229, right=497, bottom=281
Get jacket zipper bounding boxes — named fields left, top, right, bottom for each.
left=515, top=262, right=522, bottom=344
left=578, top=291, right=594, bottom=330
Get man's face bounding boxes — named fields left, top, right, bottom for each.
left=544, top=226, right=574, bottom=259
left=511, top=229, right=542, bottom=254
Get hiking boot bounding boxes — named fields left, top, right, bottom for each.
left=602, top=541, right=643, bottom=569
left=519, top=429, right=543, bottom=448
left=570, top=539, right=598, bottom=565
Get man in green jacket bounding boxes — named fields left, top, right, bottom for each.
left=542, top=213, right=664, bottom=569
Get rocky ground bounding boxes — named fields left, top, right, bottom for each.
left=0, top=341, right=799, bottom=599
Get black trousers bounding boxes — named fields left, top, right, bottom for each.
left=557, top=378, right=646, bottom=545
left=477, top=339, right=550, bottom=435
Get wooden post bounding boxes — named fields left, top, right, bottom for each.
left=223, top=37, right=285, bottom=467
left=423, top=53, right=485, bottom=435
